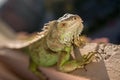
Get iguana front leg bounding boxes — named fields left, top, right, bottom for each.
left=57, top=47, right=79, bottom=72
left=57, top=47, right=95, bottom=72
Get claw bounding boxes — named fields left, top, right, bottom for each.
left=79, top=52, right=96, bottom=67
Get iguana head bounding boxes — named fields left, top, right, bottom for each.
left=46, top=13, right=84, bottom=51
left=57, top=13, right=83, bottom=45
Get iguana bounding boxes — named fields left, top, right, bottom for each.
left=3, top=13, right=95, bottom=80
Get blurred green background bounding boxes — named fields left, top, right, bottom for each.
left=0, top=0, right=120, bottom=43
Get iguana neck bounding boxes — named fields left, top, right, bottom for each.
left=46, top=30, right=66, bottom=52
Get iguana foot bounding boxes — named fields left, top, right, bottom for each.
left=77, top=51, right=96, bottom=70
left=82, top=51, right=96, bottom=64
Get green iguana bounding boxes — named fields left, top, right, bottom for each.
left=4, top=13, right=95, bottom=80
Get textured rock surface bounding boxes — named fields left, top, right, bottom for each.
left=80, top=43, right=120, bottom=80
left=105, top=52, right=120, bottom=80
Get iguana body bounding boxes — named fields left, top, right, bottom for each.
left=4, top=14, right=95, bottom=80
left=25, top=14, right=86, bottom=72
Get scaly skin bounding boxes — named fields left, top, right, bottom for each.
left=20, top=13, right=95, bottom=80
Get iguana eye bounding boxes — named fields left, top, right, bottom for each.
left=73, top=17, right=77, bottom=20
